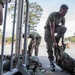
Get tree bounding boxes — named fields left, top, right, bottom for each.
left=8, top=0, right=43, bottom=31
left=65, top=36, right=75, bottom=43
left=28, top=2, right=43, bottom=31
left=0, top=29, right=2, bottom=38
left=74, top=33, right=75, bottom=36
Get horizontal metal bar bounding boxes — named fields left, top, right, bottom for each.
left=3, top=68, right=18, bottom=75
left=17, top=64, right=31, bottom=75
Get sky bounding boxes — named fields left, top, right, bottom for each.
left=29, top=0, right=75, bottom=38
left=0, top=0, right=75, bottom=38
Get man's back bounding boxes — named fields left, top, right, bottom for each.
left=29, top=31, right=41, bottom=40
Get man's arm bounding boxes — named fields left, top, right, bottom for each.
left=0, top=2, right=3, bottom=25
left=31, top=39, right=36, bottom=51
left=49, top=21, right=57, bottom=48
left=61, top=17, right=65, bottom=44
left=61, top=35, right=64, bottom=44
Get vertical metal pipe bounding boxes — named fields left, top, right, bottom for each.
left=15, top=0, right=21, bottom=55
left=10, top=0, right=17, bottom=71
left=15, top=0, right=21, bottom=65
left=17, top=0, right=24, bottom=65
left=15, top=0, right=21, bottom=56
left=23, top=0, right=29, bottom=65
left=15, top=0, right=24, bottom=66
left=0, top=0, right=8, bottom=75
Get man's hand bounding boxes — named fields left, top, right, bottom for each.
left=0, top=3, right=3, bottom=25
left=53, top=41, right=57, bottom=49
left=61, top=41, right=64, bottom=45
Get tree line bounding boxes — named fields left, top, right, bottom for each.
left=65, top=36, right=75, bottom=43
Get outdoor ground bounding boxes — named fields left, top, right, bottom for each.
left=37, top=45, right=75, bottom=75
left=39, top=56, right=71, bottom=75
left=0, top=43, right=75, bottom=75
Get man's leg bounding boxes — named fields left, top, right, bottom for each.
left=46, top=43, right=54, bottom=61
left=28, top=40, right=33, bottom=57
left=46, top=40, right=55, bottom=71
left=55, top=25, right=67, bottom=44
left=44, top=29, right=55, bottom=71
left=35, top=38, right=41, bottom=56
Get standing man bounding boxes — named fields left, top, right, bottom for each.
left=44, top=4, right=68, bottom=71
left=0, top=0, right=4, bottom=25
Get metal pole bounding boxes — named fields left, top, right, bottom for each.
left=10, top=0, right=17, bottom=71
left=18, top=0, right=24, bottom=65
left=15, top=0, right=24, bottom=65
left=23, top=0, right=29, bottom=65
left=0, top=0, right=8, bottom=75
left=15, top=0, right=22, bottom=56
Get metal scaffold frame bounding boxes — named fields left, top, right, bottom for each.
left=0, top=0, right=30, bottom=75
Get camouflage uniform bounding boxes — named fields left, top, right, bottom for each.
left=0, top=0, right=3, bottom=3
left=0, top=0, right=4, bottom=26
left=28, top=32, right=41, bottom=56
left=44, top=12, right=67, bottom=61
left=0, top=0, right=4, bottom=7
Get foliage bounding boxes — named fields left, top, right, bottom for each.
left=5, top=37, right=12, bottom=43
left=8, top=0, right=43, bottom=31
left=70, top=36, right=75, bottom=42
left=5, top=36, right=16, bottom=43
left=0, top=29, right=2, bottom=38
left=28, top=2, right=43, bottom=31
left=65, top=36, right=75, bottom=43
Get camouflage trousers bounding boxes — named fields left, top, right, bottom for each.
left=44, top=29, right=54, bottom=61
left=44, top=25, right=67, bottom=61
left=28, top=38, right=41, bottom=56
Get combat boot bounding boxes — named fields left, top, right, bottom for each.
left=50, top=61, right=55, bottom=71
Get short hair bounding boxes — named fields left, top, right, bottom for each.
left=60, top=4, right=68, bottom=9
